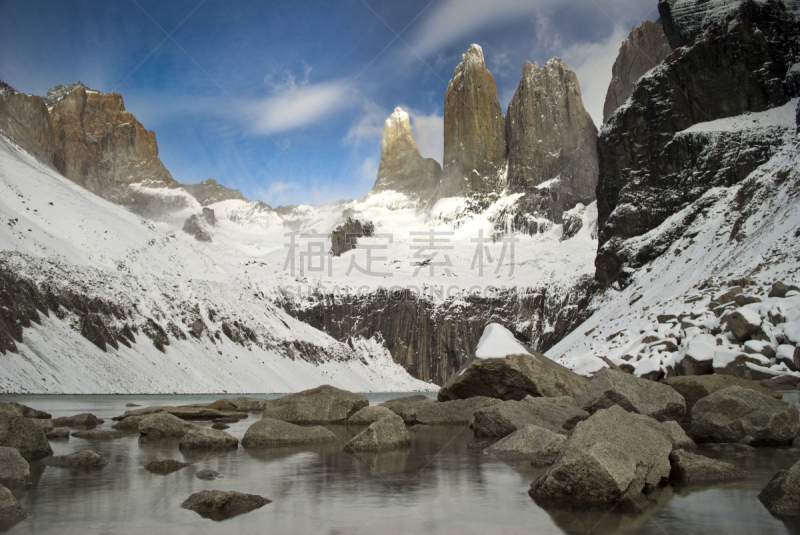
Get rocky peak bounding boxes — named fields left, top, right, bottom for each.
left=439, top=43, right=506, bottom=199
left=370, top=107, right=442, bottom=202
left=504, top=58, right=597, bottom=225
left=603, top=21, right=672, bottom=123
left=182, top=177, right=247, bottom=206
left=43, top=82, right=97, bottom=108
left=0, top=80, right=19, bottom=100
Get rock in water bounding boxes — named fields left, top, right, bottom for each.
left=394, top=397, right=502, bottom=425
left=344, top=413, right=411, bottom=452
left=46, top=428, right=70, bottom=439
left=759, top=459, right=800, bottom=516
left=471, top=396, right=588, bottom=437
left=484, top=425, right=566, bottom=464
left=181, top=490, right=270, bottom=521
left=505, top=59, right=598, bottom=226
left=178, top=428, right=239, bottom=451
left=439, top=44, right=506, bottom=198
left=138, top=412, right=197, bottom=441
left=439, top=352, right=587, bottom=402
left=44, top=450, right=107, bottom=469
left=379, top=395, right=434, bottom=411
left=71, top=429, right=126, bottom=441
left=348, top=405, right=396, bottom=425
left=689, top=386, right=800, bottom=445
left=50, top=413, right=103, bottom=428
left=669, top=449, right=748, bottom=483
left=602, top=20, right=672, bottom=123
left=572, top=368, right=686, bottom=422
left=0, top=484, right=27, bottom=530
left=195, top=470, right=220, bottom=480
left=241, top=418, right=338, bottom=447
left=259, top=385, right=369, bottom=424
left=369, top=107, right=441, bottom=202
left=144, top=458, right=191, bottom=475
left=0, top=402, right=51, bottom=419
left=0, top=412, right=53, bottom=461
left=0, top=447, right=31, bottom=488
left=663, top=375, right=781, bottom=413
left=529, top=405, right=672, bottom=506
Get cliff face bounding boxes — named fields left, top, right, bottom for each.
left=602, top=20, right=672, bottom=123
left=0, top=87, right=60, bottom=169
left=439, top=44, right=507, bottom=199
left=505, top=59, right=598, bottom=225
left=595, top=0, right=800, bottom=287
left=371, top=108, right=442, bottom=202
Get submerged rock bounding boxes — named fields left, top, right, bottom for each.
left=44, top=450, right=108, bottom=470
left=241, top=418, right=338, bottom=447
left=144, top=458, right=191, bottom=475
left=178, top=428, right=239, bottom=451
left=669, top=449, right=748, bottom=483
left=344, top=414, right=411, bottom=453
left=484, top=424, right=565, bottom=464
left=71, top=429, right=126, bottom=441
left=181, top=490, right=270, bottom=521
left=195, top=469, right=221, bottom=481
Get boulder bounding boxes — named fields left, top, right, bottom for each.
left=484, top=425, right=566, bottom=464
left=0, top=484, right=27, bottom=529
left=572, top=368, right=686, bottom=422
left=759, top=459, right=800, bottom=516
left=138, top=412, right=197, bottom=441
left=722, top=309, right=762, bottom=342
left=241, top=418, right=338, bottom=447
left=348, top=406, right=396, bottom=425
left=178, top=428, right=239, bottom=451
left=394, top=397, right=502, bottom=425
left=113, top=406, right=237, bottom=421
left=657, top=420, right=696, bottom=451
left=212, top=423, right=230, bottom=430
left=227, top=397, right=269, bottom=412
left=0, top=412, right=53, bottom=461
left=181, top=490, right=271, bottom=521
left=663, top=375, right=781, bottom=413
left=378, top=395, right=433, bottom=410
left=689, top=386, right=800, bottom=445
left=761, top=375, right=800, bottom=391
left=439, top=353, right=587, bottom=402
left=46, top=427, right=70, bottom=439
left=71, top=429, right=126, bottom=441
left=529, top=406, right=672, bottom=506
left=51, top=413, right=103, bottom=428
left=669, top=449, right=748, bottom=483
left=769, top=281, right=799, bottom=298
left=195, top=469, right=220, bottom=480
left=471, top=396, right=588, bottom=437
left=0, top=447, right=30, bottom=488
left=0, top=402, right=50, bottom=419
left=44, top=450, right=107, bottom=469
left=259, top=385, right=368, bottom=424
left=343, top=414, right=411, bottom=452
left=144, top=458, right=191, bottom=474
left=31, top=418, right=54, bottom=433
left=111, top=415, right=145, bottom=432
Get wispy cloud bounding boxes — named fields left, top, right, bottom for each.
left=344, top=100, right=387, bottom=147
left=247, top=79, right=350, bottom=135
left=408, top=109, right=443, bottom=164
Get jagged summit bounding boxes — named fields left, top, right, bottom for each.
left=461, top=43, right=485, bottom=65
left=370, top=106, right=441, bottom=202
left=0, top=80, right=19, bottom=100
left=182, top=177, right=247, bottom=206
left=44, top=81, right=98, bottom=108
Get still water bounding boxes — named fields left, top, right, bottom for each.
left=1, top=392, right=799, bottom=535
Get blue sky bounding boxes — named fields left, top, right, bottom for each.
left=0, top=0, right=659, bottom=207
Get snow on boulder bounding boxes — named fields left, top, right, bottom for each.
left=475, top=323, right=530, bottom=358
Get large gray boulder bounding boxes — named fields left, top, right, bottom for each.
left=178, top=428, right=239, bottom=451
left=144, top=458, right=191, bottom=475
left=664, top=375, right=781, bottom=414
left=484, top=425, right=566, bottom=464
left=0, top=412, right=53, bottom=461
left=344, top=413, right=411, bottom=452
left=529, top=405, right=672, bottom=506
left=573, top=368, right=686, bottom=422
left=379, top=395, right=433, bottom=410
left=227, top=397, right=269, bottom=412
left=260, top=385, right=369, bottom=424
left=0, top=447, right=31, bottom=488
left=0, top=484, right=27, bottom=529
left=471, top=396, right=588, bottom=437
left=439, top=353, right=588, bottom=402
left=51, top=413, right=103, bottom=428
left=181, top=490, right=271, bottom=521
left=111, top=415, right=145, bottom=432
left=31, top=418, right=54, bottom=434
left=46, top=427, right=70, bottom=439
left=0, top=402, right=50, bottom=419
left=759, top=459, right=800, bottom=516
left=689, top=386, right=800, bottom=445
left=138, top=412, right=197, bottom=441
left=394, top=397, right=502, bottom=425
left=669, top=449, right=748, bottom=483
left=44, top=450, right=107, bottom=470
left=348, top=406, right=396, bottom=425
left=241, top=418, right=339, bottom=447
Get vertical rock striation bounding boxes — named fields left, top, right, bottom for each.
left=370, top=107, right=441, bottom=202
left=439, top=44, right=507, bottom=199
left=602, top=20, right=672, bottom=124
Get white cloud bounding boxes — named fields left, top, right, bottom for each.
left=559, top=26, right=628, bottom=128
left=408, top=110, right=443, bottom=164
left=255, top=180, right=296, bottom=206
left=360, top=157, right=379, bottom=184
left=344, top=100, right=388, bottom=146
left=248, top=80, right=349, bottom=135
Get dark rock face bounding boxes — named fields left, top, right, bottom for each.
left=603, top=21, right=672, bottom=123
left=759, top=459, right=800, bottom=516
left=182, top=214, right=213, bottom=242
left=595, top=1, right=800, bottom=286
left=439, top=44, right=506, bottom=199
left=0, top=91, right=60, bottom=169
left=329, top=217, right=374, bottom=257
left=343, top=413, right=411, bottom=452
left=44, top=450, right=108, bottom=469
left=505, top=59, right=598, bottom=225
left=370, top=108, right=441, bottom=202
left=439, top=353, right=588, bottom=401
left=241, top=418, right=338, bottom=447
left=669, top=449, right=748, bottom=483
left=0, top=80, right=19, bottom=100
left=43, top=82, right=96, bottom=108
left=181, top=490, right=271, bottom=521
left=0, top=412, right=53, bottom=461
left=259, top=385, right=369, bottom=424
left=144, top=458, right=191, bottom=474
left=182, top=178, right=246, bottom=206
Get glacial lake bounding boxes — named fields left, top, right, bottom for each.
left=1, top=391, right=799, bottom=535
